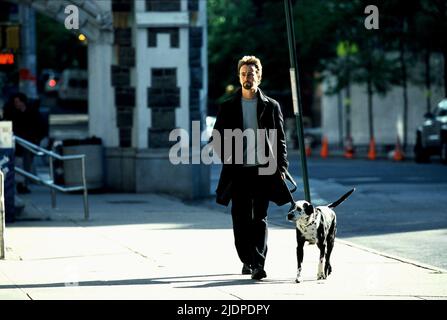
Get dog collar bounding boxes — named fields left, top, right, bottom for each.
left=296, top=210, right=321, bottom=244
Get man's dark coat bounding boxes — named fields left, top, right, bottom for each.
left=212, top=88, right=293, bottom=207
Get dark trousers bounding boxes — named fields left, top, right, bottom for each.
left=231, top=166, right=270, bottom=270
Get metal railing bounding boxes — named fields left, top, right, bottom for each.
left=13, top=135, right=89, bottom=220
left=1, top=171, right=5, bottom=259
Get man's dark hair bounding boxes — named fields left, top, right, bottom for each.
left=12, top=92, right=28, bottom=105
left=237, top=55, right=263, bottom=82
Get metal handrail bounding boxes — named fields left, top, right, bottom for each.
left=1, top=171, right=5, bottom=259
left=13, top=135, right=89, bottom=220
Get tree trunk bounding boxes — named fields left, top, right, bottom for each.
left=338, top=91, right=344, bottom=148
left=425, top=50, right=432, bottom=113
left=399, top=38, right=409, bottom=151
left=367, top=76, right=374, bottom=142
left=345, top=82, right=351, bottom=141
left=444, top=48, right=447, bottom=98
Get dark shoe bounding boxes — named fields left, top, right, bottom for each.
left=251, top=268, right=267, bottom=280
left=242, top=264, right=252, bottom=275
left=17, top=183, right=31, bottom=194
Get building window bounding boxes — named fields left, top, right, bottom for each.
left=146, top=0, right=181, bottom=12
left=112, top=0, right=132, bottom=12
left=148, top=68, right=180, bottom=108
left=152, top=68, right=176, bottom=87
left=188, top=0, right=199, bottom=11
left=148, top=28, right=179, bottom=48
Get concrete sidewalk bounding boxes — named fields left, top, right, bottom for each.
left=0, top=185, right=446, bottom=300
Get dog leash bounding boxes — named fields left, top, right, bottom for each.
left=284, top=170, right=297, bottom=193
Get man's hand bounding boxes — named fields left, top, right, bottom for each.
left=281, top=172, right=286, bottom=180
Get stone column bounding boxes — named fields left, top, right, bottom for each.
left=88, top=38, right=116, bottom=147
left=129, top=0, right=209, bottom=198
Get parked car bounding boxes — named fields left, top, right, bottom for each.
left=57, top=69, right=88, bottom=104
left=414, top=98, right=447, bottom=164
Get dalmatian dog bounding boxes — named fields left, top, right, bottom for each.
left=287, top=188, right=355, bottom=283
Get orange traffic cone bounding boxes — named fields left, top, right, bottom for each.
left=305, top=138, right=312, bottom=157
left=393, top=136, right=405, bottom=161
left=320, top=136, right=329, bottom=159
left=367, top=138, right=376, bottom=160
left=344, top=136, right=354, bottom=159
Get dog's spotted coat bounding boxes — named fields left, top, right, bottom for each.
left=288, top=189, right=355, bottom=283
left=295, top=205, right=336, bottom=245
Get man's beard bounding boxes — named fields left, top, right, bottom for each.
left=243, top=82, right=253, bottom=90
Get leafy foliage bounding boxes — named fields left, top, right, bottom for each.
left=36, top=13, right=87, bottom=73
left=208, top=0, right=447, bottom=120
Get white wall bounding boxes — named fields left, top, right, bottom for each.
left=87, top=0, right=117, bottom=147
left=134, top=0, right=191, bottom=148
left=322, top=55, right=445, bottom=148
left=88, top=40, right=117, bottom=147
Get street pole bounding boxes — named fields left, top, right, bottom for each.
left=284, top=0, right=311, bottom=202
left=18, top=4, right=38, bottom=100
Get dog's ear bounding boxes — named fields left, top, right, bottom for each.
left=303, top=203, right=314, bottom=215
left=287, top=202, right=298, bottom=221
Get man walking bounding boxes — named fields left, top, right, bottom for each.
left=2, top=93, right=44, bottom=193
left=212, top=56, right=292, bottom=280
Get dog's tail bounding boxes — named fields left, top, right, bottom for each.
left=327, top=188, right=355, bottom=209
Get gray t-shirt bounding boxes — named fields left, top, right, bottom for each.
left=241, top=97, right=259, bottom=166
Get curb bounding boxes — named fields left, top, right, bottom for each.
left=336, top=238, right=447, bottom=274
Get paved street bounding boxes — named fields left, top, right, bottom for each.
left=208, top=156, right=447, bottom=270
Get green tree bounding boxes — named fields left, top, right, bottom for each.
left=378, top=0, right=425, bottom=150
left=323, top=40, right=359, bottom=145
left=419, top=0, right=447, bottom=97
left=319, top=0, right=364, bottom=146
left=207, top=0, right=349, bottom=125
left=36, top=13, right=87, bottom=73
left=412, top=0, right=447, bottom=105
left=207, top=0, right=258, bottom=107
left=353, top=42, right=397, bottom=144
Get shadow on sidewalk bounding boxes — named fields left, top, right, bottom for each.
left=0, top=273, right=297, bottom=290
